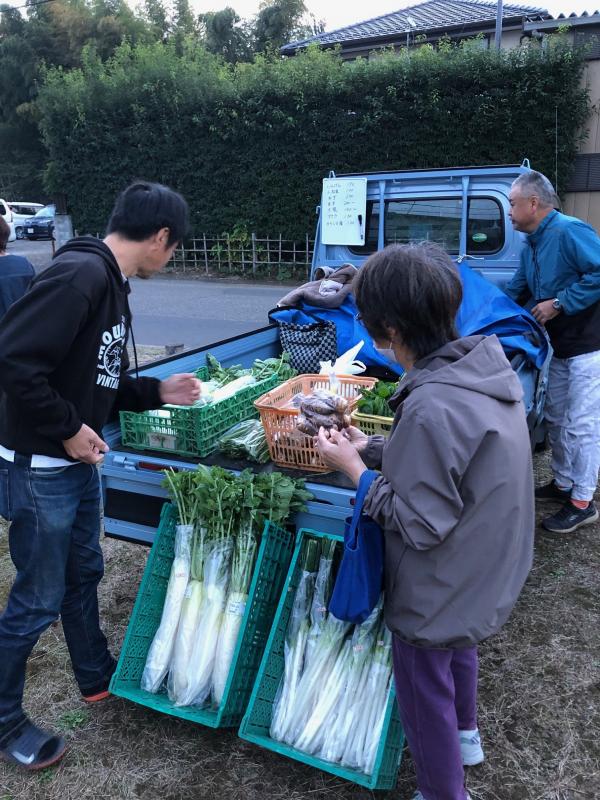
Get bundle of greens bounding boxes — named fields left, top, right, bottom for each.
left=141, top=465, right=311, bottom=711
left=270, top=537, right=393, bottom=775
left=356, top=381, right=398, bottom=418
left=189, top=353, right=296, bottom=409
left=218, top=419, right=270, bottom=464
left=251, top=353, right=297, bottom=382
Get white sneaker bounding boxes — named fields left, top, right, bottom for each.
left=459, top=728, right=485, bottom=766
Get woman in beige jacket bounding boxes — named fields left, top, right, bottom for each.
left=317, top=242, right=534, bottom=800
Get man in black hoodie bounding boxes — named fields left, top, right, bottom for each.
left=0, top=182, right=201, bottom=769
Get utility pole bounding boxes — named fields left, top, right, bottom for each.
left=494, top=0, right=503, bottom=49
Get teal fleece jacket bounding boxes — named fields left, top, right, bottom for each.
left=505, top=210, right=600, bottom=358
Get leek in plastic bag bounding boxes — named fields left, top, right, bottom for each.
left=167, top=525, right=207, bottom=703
left=294, top=639, right=353, bottom=754
left=362, top=672, right=393, bottom=775
left=303, top=539, right=337, bottom=671
left=270, top=539, right=320, bottom=742
left=176, top=536, right=234, bottom=707
left=284, top=612, right=351, bottom=745
left=212, top=513, right=257, bottom=705
left=341, top=625, right=393, bottom=771
left=318, top=597, right=383, bottom=764
left=218, top=420, right=270, bottom=464
left=141, top=523, right=194, bottom=693
left=211, top=374, right=256, bottom=403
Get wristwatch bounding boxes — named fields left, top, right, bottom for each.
left=552, top=297, right=562, bottom=311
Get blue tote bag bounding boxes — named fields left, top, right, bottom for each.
left=329, top=470, right=384, bottom=624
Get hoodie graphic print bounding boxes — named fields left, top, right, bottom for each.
left=97, top=317, right=127, bottom=390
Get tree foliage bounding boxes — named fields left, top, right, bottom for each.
left=0, top=0, right=321, bottom=198
left=36, top=37, right=589, bottom=239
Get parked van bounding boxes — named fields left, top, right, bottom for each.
left=8, top=202, right=44, bottom=239
left=0, top=199, right=16, bottom=243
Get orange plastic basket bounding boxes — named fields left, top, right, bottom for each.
left=254, top=374, right=377, bottom=472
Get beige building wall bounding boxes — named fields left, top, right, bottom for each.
left=578, top=59, right=600, bottom=155
left=501, top=29, right=523, bottom=49
left=564, top=55, right=600, bottom=231
left=563, top=191, right=600, bottom=232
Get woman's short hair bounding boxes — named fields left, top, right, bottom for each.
left=353, top=242, right=463, bottom=361
left=0, top=216, right=10, bottom=251
left=106, top=181, right=189, bottom=246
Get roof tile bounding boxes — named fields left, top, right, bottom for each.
left=283, top=0, right=548, bottom=52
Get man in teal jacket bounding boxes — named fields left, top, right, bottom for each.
left=505, top=170, right=600, bottom=533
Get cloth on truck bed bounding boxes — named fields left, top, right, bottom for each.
left=270, top=262, right=548, bottom=374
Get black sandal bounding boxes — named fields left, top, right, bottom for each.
left=0, top=716, right=66, bottom=770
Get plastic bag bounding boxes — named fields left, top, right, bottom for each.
left=319, top=340, right=367, bottom=389
left=270, top=563, right=317, bottom=742
left=318, top=598, right=383, bottom=763
left=141, top=524, right=194, bottom=693
left=175, top=537, right=234, bottom=707
left=218, top=419, right=270, bottom=464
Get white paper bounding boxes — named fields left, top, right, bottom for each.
left=321, top=178, right=368, bottom=246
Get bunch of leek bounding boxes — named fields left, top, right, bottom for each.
left=269, top=536, right=394, bottom=775
left=140, top=468, right=206, bottom=693
left=140, top=464, right=311, bottom=711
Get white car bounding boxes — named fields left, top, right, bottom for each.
left=0, top=199, right=16, bottom=243
left=9, top=201, right=44, bottom=239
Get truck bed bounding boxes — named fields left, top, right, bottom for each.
left=101, top=324, right=542, bottom=546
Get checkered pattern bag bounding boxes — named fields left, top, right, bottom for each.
left=278, top=319, right=338, bottom=374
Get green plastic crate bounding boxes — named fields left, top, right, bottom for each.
left=239, top=528, right=405, bottom=790
left=119, top=367, right=280, bottom=458
left=110, top=502, right=294, bottom=728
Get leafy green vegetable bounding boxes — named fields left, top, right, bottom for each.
left=218, top=420, right=270, bottom=463
left=163, top=464, right=312, bottom=534
left=252, top=353, right=297, bottom=382
left=205, top=352, right=296, bottom=389
left=206, top=354, right=247, bottom=386
left=356, top=381, right=398, bottom=417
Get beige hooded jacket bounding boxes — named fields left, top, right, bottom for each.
left=363, top=335, right=534, bottom=648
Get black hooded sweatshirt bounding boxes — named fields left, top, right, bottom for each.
left=0, top=236, right=162, bottom=459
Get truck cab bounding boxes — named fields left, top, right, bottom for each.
left=101, top=163, right=546, bottom=546
left=315, top=163, right=527, bottom=287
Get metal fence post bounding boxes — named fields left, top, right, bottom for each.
left=252, top=232, right=257, bottom=275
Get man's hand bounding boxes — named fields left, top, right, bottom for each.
left=342, top=425, right=370, bottom=453
left=63, top=424, right=109, bottom=465
left=531, top=299, right=561, bottom=326
left=315, top=427, right=367, bottom=486
left=160, top=373, right=202, bottom=406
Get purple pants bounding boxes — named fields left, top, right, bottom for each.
left=392, top=635, right=478, bottom=800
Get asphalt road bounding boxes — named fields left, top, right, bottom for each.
left=6, top=240, right=286, bottom=349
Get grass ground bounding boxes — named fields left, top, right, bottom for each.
left=0, top=348, right=598, bottom=799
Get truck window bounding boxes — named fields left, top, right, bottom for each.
left=385, top=198, right=462, bottom=253
left=347, top=195, right=504, bottom=257
left=467, top=197, right=504, bottom=254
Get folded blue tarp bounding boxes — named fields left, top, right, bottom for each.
left=270, top=263, right=548, bottom=376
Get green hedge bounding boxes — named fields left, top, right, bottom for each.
left=37, top=38, right=589, bottom=239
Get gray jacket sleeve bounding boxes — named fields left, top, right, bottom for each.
left=363, top=413, right=469, bottom=551
left=362, top=435, right=386, bottom=469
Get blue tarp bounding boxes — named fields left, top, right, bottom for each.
left=270, top=263, right=548, bottom=376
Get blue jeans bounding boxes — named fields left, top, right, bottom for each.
left=0, top=454, right=114, bottom=725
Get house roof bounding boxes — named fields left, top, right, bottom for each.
left=282, top=0, right=548, bottom=54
